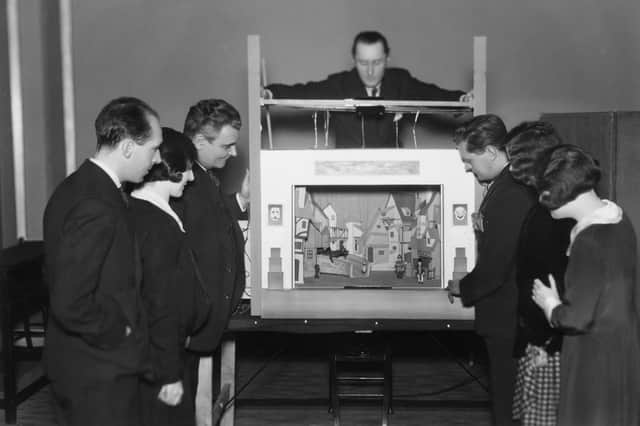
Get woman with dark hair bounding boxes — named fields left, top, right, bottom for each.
left=532, top=145, right=640, bottom=426
left=131, top=127, right=210, bottom=426
left=506, top=121, right=571, bottom=426
left=507, top=121, right=562, bottom=187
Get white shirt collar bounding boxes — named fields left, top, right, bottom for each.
left=366, top=84, right=381, bottom=97
left=131, top=187, right=185, bottom=233
left=567, top=199, right=622, bottom=255
left=90, top=158, right=121, bottom=188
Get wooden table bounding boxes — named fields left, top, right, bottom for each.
left=216, top=309, right=477, bottom=426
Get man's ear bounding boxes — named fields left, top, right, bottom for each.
left=484, top=145, right=498, bottom=159
left=121, top=139, right=135, bottom=159
left=193, top=134, right=206, bottom=151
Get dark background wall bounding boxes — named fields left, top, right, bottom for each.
left=6, top=0, right=640, bottom=241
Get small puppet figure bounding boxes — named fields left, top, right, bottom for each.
left=416, top=258, right=425, bottom=284
left=394, top=254, right=406, bottom=279
left=314, top=263, right=320, bottom=279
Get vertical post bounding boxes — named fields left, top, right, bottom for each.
left=59, top=0, right=75, bottom=175
left=472, top=36, right=487, bottom=211
left=473, top=36, right=487, bottom=116
left=195, top=356, right=213, bottom=426
left=7, top=0, right=25, bottom=239
left=261, top=58, right=273, bottom=150
left=1, top=267, right=17, bottom=422
left=218, top=338, right=236, bottom=426
left=247, top=35, right=262, bottom=315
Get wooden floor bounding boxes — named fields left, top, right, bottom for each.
left=2, top=331, right=492, bottom=426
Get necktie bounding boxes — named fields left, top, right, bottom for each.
left=119, top=186, right=129, bottom=207
left=207, top=170, right=221, bottom=189
left=370, top=87, right=379, bottom=98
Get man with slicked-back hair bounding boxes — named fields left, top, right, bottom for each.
left=265, top=31, right=470, bottom=148
left=171, top=99, right=249, bottom=425
left=448, top=114, right=537, bottom=426
left=43, top=97, right=162, bottom=426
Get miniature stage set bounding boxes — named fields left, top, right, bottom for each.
left=246, top=35, right=486, bottom=320
left=256, top=147, right=477, bottom=320
left=244, top=35, right=487, bottom=320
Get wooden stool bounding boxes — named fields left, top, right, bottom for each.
left=329, top=336, right=392, bottom=426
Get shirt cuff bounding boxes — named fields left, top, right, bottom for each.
left=236, top=193, right=248, bottom=212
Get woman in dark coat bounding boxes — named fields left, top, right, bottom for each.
left=506, top=122, right=572, bottom=426
left=131, top=127, right=210, bottom=426
left=532, top=145, right=640, bottom=426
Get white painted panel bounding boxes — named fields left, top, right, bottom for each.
left=260, top=149, right=476, bottom=290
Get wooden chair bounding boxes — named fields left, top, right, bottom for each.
left=0, top=241, right=48, bottom=424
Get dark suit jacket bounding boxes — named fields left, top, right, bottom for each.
left=43, top=160, right=149, bottom=384
left=268, top=67, right=464, bottom=148
left=460, top=167, right=536, bottom=338
left=130, top=198, right=211, bottom=384
left=171, top=165, right=245, bottom=353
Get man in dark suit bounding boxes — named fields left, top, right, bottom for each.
left=171, top=99, right=248, bottom=424
left=447, top=114, right=536, bottom=426
left=264, top=31, right=470, bottom=148
left=43, top=97, right=162, bottom=426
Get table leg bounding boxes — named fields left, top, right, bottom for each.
left=196, top=356, right=213, bottom=426
left=219, top=337, right=236, bottom=426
